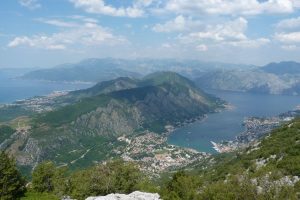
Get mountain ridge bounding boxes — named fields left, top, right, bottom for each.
left=261, top=61, right=300, bottom=75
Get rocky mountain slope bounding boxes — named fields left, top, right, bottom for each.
left=1, top=72, right=223, bottom=174
left=195, top=61, right=300, bottom=95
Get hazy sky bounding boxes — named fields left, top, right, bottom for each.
left=1, top=0, right=300, bottom=68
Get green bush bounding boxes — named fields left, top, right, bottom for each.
left=160, top=171, right=201, bottom=200
left=31, top=161, right=69, bottom=196
left=69, top=160, right=144, bottom=200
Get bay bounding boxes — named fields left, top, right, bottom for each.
left=0, top=69, right=93, bottom=103
left=168, top=90, right=300, bottom=153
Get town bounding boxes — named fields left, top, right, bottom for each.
left=212, top=107, right=300, bottom=153
left=117, top=131, right=210, bottom=175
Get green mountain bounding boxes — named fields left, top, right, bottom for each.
left=1, top=72, right=223, bottom=174
left=159, top=117, right=300, bottom=199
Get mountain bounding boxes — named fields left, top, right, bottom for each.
left=56, top=77, right=140, bottom=104
left=261, top=61, right=300, bottom=75
left=188, top=117, right=300, bottom=198
left=195, top=69, right=291, bottom=94
left=21, top=58, right=141, bottom=82
left=91, top=116, right=299, bottom=198
left=1, top=72, right=223, bottom=174
left=195, top=65, right=300, bottom=95
left=14, top=113, right=300, bottom=199
left=20, top=58, right=254, bottom=82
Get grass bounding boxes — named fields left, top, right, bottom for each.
left=21, top=192, right=59, bottom=200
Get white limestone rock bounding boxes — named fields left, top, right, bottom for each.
left=85, top=191, right=161, bottom=200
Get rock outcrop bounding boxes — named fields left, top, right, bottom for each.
left=85, top=191, right=161, bottom=200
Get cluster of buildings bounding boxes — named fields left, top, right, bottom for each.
left=212, top=108, right=300, bottom=153
left=14, top=91, right=68, bottom=113
left=118, top=132, right=209, bottom=174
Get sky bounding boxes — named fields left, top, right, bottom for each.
left=0, top=0, right=300, bottom=68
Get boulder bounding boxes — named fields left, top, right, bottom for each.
left=85, top=191, right=161, bottom=200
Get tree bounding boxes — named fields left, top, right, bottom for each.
left=32, top=161, right=56, bottom=193
left=69, top=160, right=143, bottom=200
left=0, top=151, right=26, bottom=200
left=198, top=175, right=258, bottom=200
left=31, top=161, right=70, bottom=199
left=161, top=171, right=201, bottom=200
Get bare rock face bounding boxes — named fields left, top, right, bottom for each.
left=85, top=191, right=161, bottom=200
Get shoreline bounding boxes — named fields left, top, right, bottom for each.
left=164, top=104, right=229, bottom=153
left=13, top=77, right=96, bottom=85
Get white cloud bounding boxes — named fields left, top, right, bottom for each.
left=8, top=36, right=66, bottom=50
left=135, top=0, right=155, bottom=7
left=225, top=38, right=270, bottom=48
left=36, top=19, right=78, bottom=28
left=196, top=44, right=208, bottom=51
left=180, top=17, right=248, bottom=43
left=8, top=22, right=126, bottom=50
left=19, top=0, right=41, bottom=10
left=274, top=32, right=300, bottom=43
left=68, top=15, right=99, bottom=23
left=276, top=17, right=300, bottom=30
left=163, top=0, right=295, bottom=16
left=281, top=45, right=298, bottom=50
left=178, top=17, right=269, bottom=49
left=161, top=43, right=173, bottom=48
left=294, top=1, right=300, bottom=8
left=69, top=0, right=150, bottom=18
left=153, top=15, right=202, bottom=32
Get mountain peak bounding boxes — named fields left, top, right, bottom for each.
left=142, top=71, right=195, bottom=87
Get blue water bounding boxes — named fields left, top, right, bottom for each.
left=168, top=90, right=300, bottom=153
left=0, top=69, right=93, bottom=103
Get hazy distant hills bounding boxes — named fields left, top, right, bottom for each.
left=3, top=72, right=223, bottom=172
left=20, top=58, right=300, bottom=95
left=261, top=61, right=300, bottom=75
left=20, top=58, right=253, bottom=82
left=195, top=61, right=300, bottom=95
left=21, top=58, right=141, bottom=82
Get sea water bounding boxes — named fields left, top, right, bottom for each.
left=168, top=90, right=300, bottom=153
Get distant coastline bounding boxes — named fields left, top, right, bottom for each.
left=14, top=77, right=95, bottom=85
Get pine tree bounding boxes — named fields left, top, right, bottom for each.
left=32, top=161, right=56, bottom=193
left=0, top=151, right=26, bottom=200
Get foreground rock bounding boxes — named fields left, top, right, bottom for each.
left=85, top=191, right=161, bottom=200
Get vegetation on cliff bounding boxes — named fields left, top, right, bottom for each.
left=1, top=118, right=300, bottom=199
